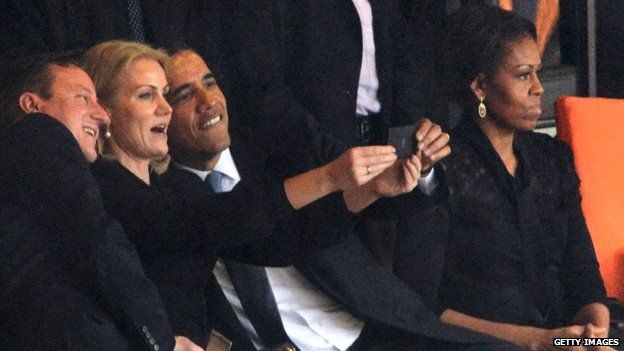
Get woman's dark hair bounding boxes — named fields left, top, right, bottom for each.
left=440, top=5, right=536, bottom=106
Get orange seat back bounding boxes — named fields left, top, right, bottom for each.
left=555, top=96, right=624, bottom=301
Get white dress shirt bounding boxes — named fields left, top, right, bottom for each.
left=352, top=0, right=381, bottom=116
left=174, top=148, right=241, bottom=191
left=178, top=147, right=436, bottom=350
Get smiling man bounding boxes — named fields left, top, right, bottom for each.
left=0, top=53, right=176, bottom=351
left=162, top=49, right=520, bottom=351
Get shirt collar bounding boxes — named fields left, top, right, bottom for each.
left=173, top=148, right=241, bottom=184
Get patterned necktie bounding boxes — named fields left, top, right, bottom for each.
left=127, top=0, right=146, bottom=42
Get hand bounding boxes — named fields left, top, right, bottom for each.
left=371, top=155, right=422, bottom=197
left=174, top=336, right=204, bottom=351
left=583, top=322, right=609, bottom=339
left=414, top=118, right=451, bottom=173
left=325, top=145, right=397, bottom=191
left=524, top=325, right=585, bottom=351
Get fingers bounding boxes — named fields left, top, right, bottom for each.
left=354, top=145, right=396, bottom=156
left=426, top=145, right=451, bottom=165
left=403, top=155, right=422, bottom=184
left=563, top=325, right=586, bottom=337
left=583, top=323, right=609, bottom=338
left=421, top=132, right=451, bottom=158
left=414, top=118, right=452, bottom=168
left=174, top=336, right=204, bottom=351
left=415, top=118, right=441, bottom=150
left=415, top=118, right=433, bottom=144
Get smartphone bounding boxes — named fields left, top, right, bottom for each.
left=205, top=329, right=232, bottom=351
left=387, top=124, right=417, bottom=159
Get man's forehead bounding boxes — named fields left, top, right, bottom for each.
left=49, top=64, right=95, bottom=91
left=168, top=52, right=211, bottom=84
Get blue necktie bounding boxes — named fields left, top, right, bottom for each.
left=225, top=261, right=293, bottom=347
left=207, top=170, right=292, bottom=346
left=127, top=0, right=146, bottom=42
left=206, top=171, right=224, bottom=193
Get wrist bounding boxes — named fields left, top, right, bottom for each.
left=321, top=163, right=340, bottom=193
left=515, top=326, right=542, bottom=351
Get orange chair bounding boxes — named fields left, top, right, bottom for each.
left=555, top=96, right=624, bottom=302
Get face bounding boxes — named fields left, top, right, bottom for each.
left=164, top=50, right=230, bottom=164
left=106, top=58, right=172, bottom=161
left=38, top=65, right=109, bottom=162
left=479, top=36, right=544, bottom=132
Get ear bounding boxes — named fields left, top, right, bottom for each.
left=469, top=73, right=487, bottom=101
left=18, top=92, right=44, bottom=114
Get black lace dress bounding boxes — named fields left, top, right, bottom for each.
left=395, top=119, right=606, bottom=328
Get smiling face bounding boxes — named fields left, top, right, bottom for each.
left=37, top=65, right=109, bottom=162
left=164, top=50, right=230, bottom=169
left=106, top=58, right=172, bottom=162
left=476, top=36, right=544, bottom=132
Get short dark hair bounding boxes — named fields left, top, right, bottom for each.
left=0, top=51, right=82, bottom=136
left=440, top=5, right=536, bottom=106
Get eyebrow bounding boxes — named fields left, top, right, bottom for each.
left=169, top=72, right=215, bottom=98
left=74, top=84, right=95, bottom=96
left=514, top=63, right=542, bottom=69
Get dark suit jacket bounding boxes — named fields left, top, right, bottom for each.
left=394, top=120, right=607, bottom=328
left=197, top=144, right=492, bottom=349
left=216, top=0, right=444, bottom=159
left=91, top=140, right=355, bottom=347
left=0, top=115, right=174, bottom=351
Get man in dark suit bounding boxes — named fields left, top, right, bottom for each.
left=163, top=49, right=521, bottom=351
left=0, top=53, right=177, bottom=351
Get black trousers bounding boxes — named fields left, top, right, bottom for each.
left=348, top=322, right=525, bottom=351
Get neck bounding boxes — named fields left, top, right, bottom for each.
left=109, top=143, right=151, bottom=185
left=173, top=151, right=222, bottom=172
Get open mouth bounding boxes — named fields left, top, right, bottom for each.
left=150, top=123, right=168, bottom=134
left=83, top=126, right=97, bottom=137
left=198, top=115, right=221, bottom=130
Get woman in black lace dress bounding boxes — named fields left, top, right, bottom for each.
left=394, top=5, right=611, bottom=351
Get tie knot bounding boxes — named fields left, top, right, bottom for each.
left=206, top=171, right=223, bottom=193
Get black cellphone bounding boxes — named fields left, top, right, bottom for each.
left=387, top=124, right=417, bottom=159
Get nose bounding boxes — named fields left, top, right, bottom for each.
left=91, top=100, right=110, bottom=125
left=531, top=73, right=544, bottom=96
left=197, top=87, right=218, bottom=112
left=156, top=93, right=173, bottom=117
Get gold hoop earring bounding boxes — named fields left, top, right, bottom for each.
left=478, top=96, right=487, bottom=118
left=104, top=125, right=112, bottom=139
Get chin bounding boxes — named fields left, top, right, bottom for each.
left=83, top=151, right=98, bottom=163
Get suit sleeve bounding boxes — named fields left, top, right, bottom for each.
left=295, top=232, right=490, bottom=344
left=0, top=115, right=175, bottom=351
left=222, top=191, right=356, bottom=266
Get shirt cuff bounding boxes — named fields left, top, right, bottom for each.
left=418, top=167, right=438, bottom=196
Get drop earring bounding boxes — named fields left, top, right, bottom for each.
left=478, top=96, right=487, bottom=118
left=104, top=125, right=112, bottom=139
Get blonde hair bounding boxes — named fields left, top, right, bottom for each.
left=82, top=40, right=169, bottom=156
left=82, top=40, right=169, bottom=106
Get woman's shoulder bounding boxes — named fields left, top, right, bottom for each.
left=520, top=131, right=575, bottom=165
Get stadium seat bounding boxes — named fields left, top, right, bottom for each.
left=555, top=96, right=624, bottom=302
